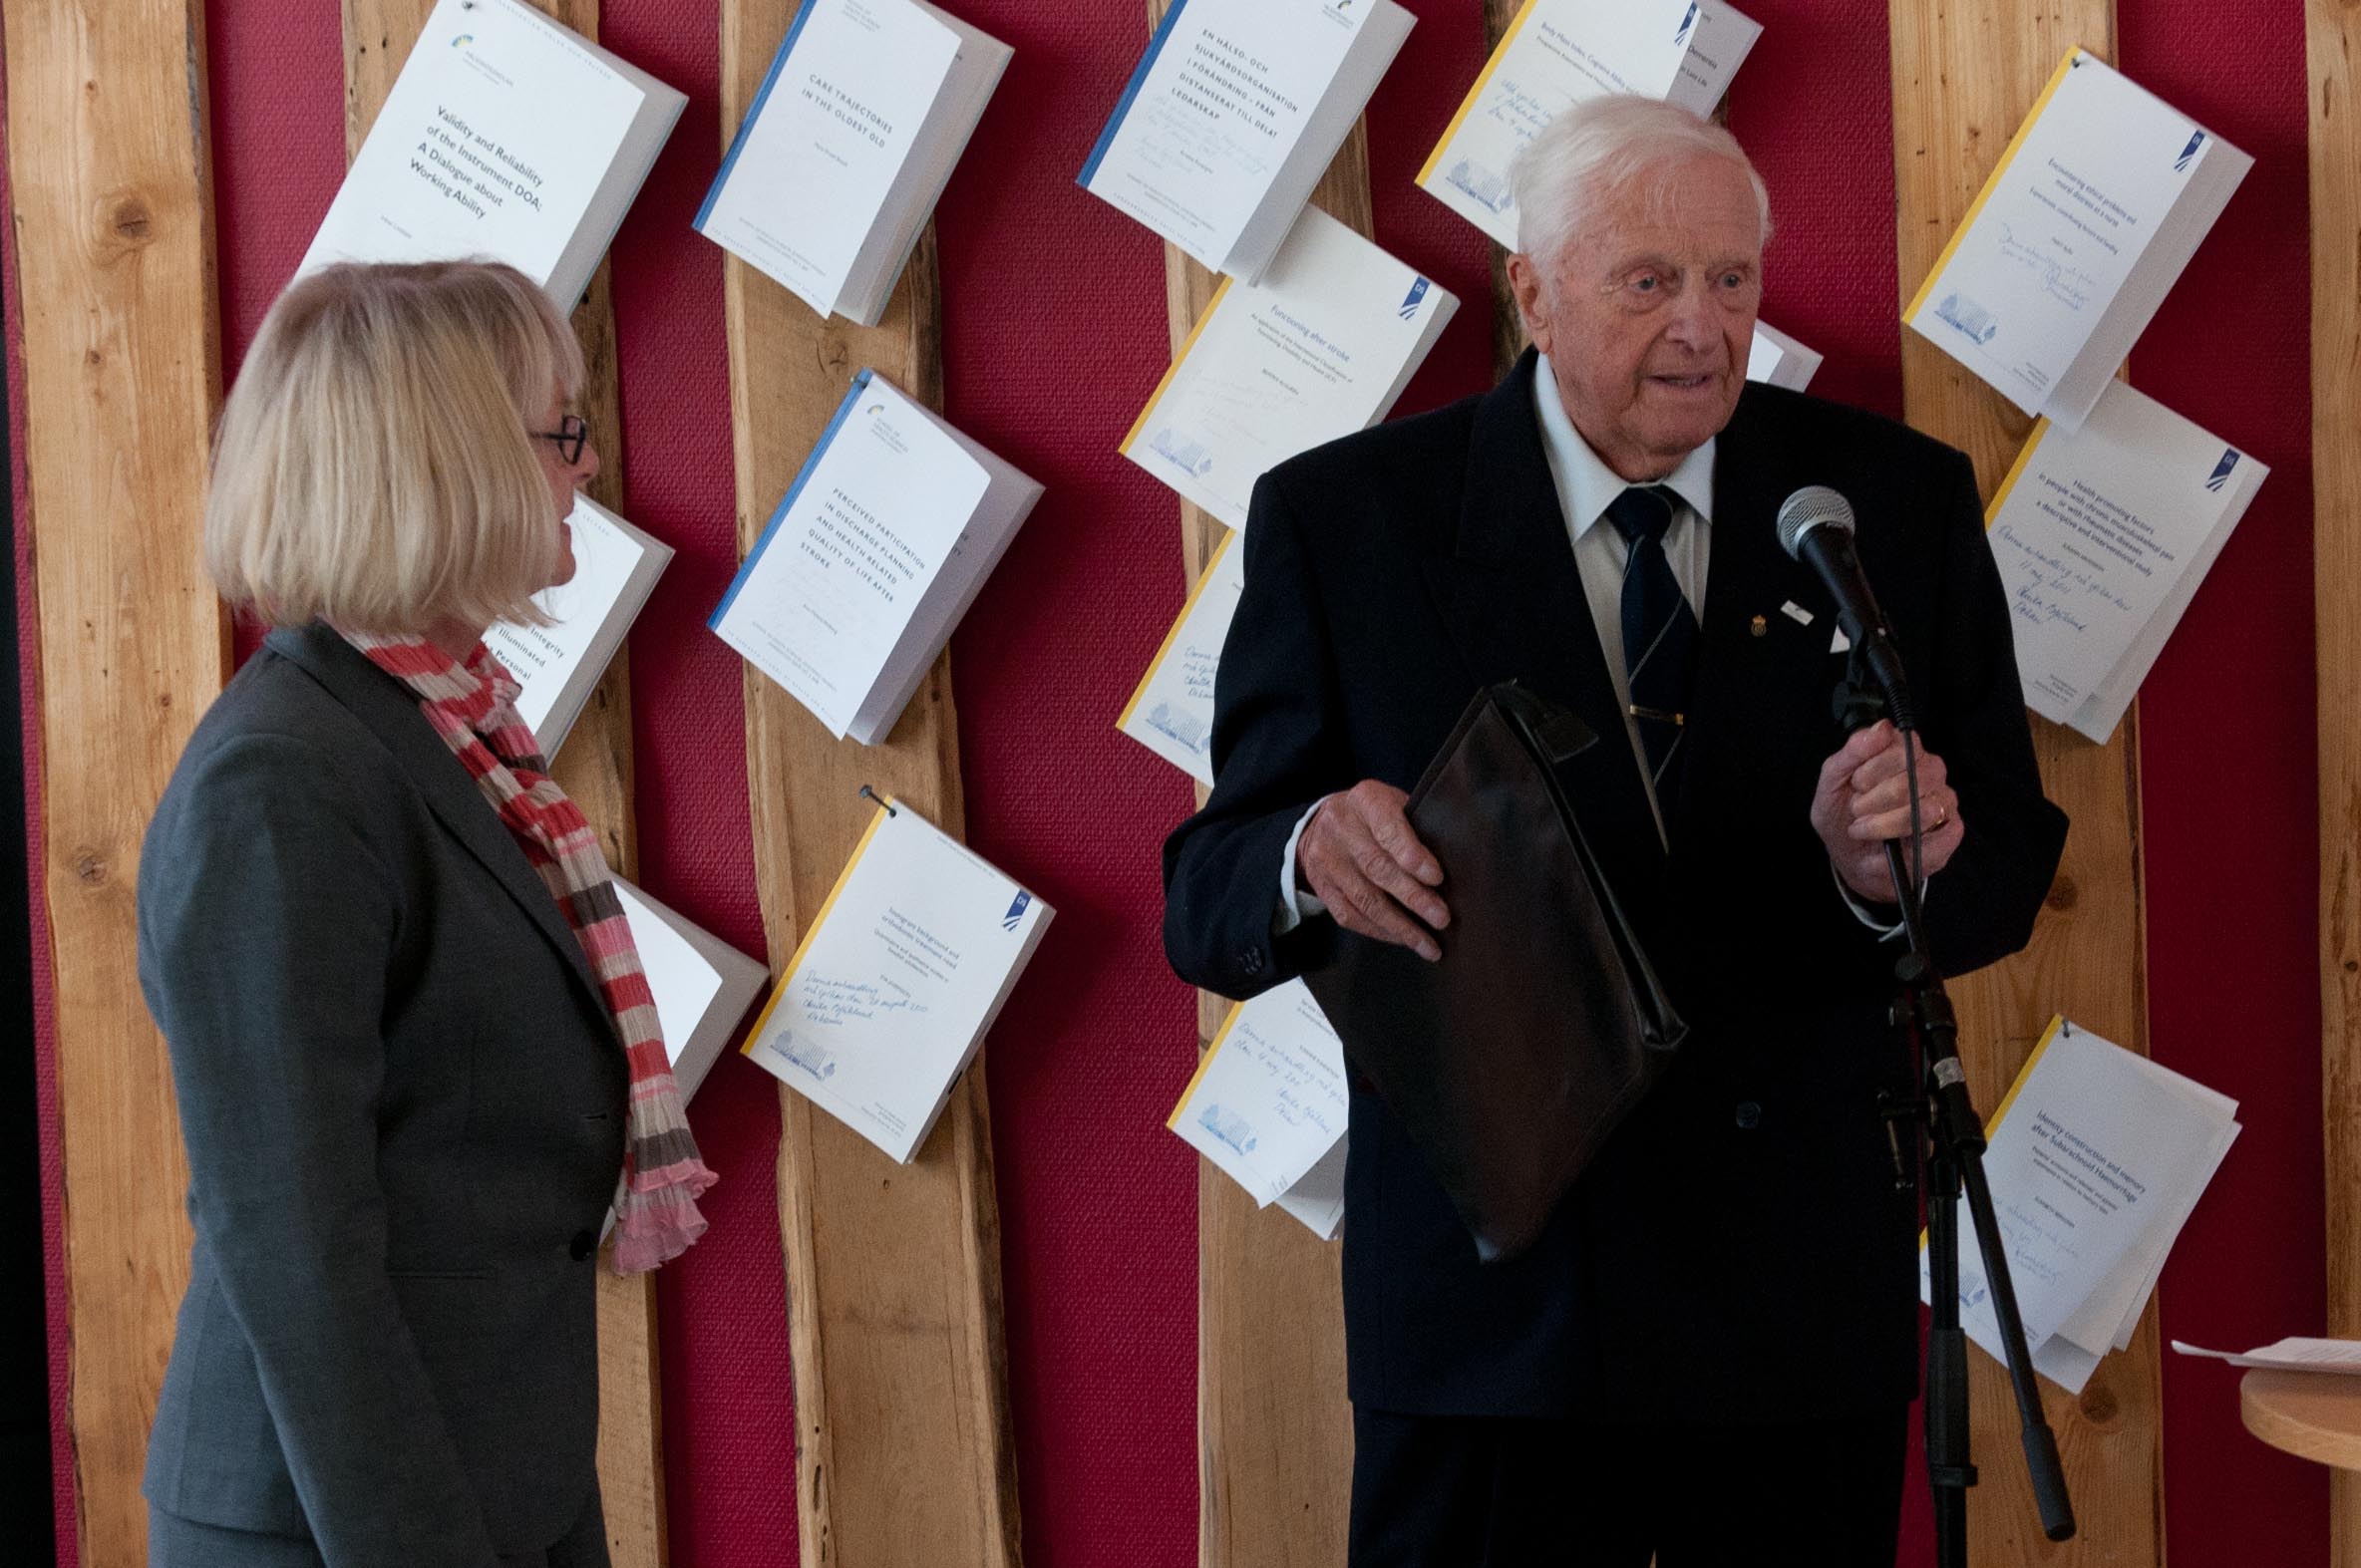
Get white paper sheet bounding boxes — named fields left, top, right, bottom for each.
left=696, top=0, right=960, bottom=317
left=742, top=801, right=1051, bottom=1162
left=1418, top=0, right=1699, bottom=250
left=1081, top=0, right=1366, bottom=272
left=487, top=496, right=646, bottom=741
left=1171, top=980, right=1350, bottom=1210
left=711, top=374, right=991, bottom=740
left=1118, top=529, right=1245, bottom=785
left=1985, top=380, right=2266, bottom=742
left=1123, top=208, right=1456, bottom=528
left=301, top=0, right=642, bottom=289
left=1903, top=49, right=2240, bottom=427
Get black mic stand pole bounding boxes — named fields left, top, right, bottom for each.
left=1833, top=656, right=2074, bottom=1567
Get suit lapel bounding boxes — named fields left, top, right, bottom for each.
left=1417, top=350, right=1669, bottom=899
left=266, top=623, right=612, bottom=1020
left=1669, top=388, right=1846, bottom=837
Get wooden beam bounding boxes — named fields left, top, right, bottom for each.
left=717, top=4, right=1020, bottom=1564
left=3, top=0, right=226, bottom=1561
left=1133, top=2, right=1371, bottom=1558
left=340, top=5, right=665, bottom=1562
left=2312, top=0, right=2361, bottom=1559
left=1888, top=5, right=2165, bottom=1562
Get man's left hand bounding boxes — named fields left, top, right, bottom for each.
left=1811, top=721, right=1965, bottom=905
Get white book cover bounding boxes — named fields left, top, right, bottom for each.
left=696, top=0, right=1008, bottom=325
left=711, top=370, right=1039, bottom=744
left=1079, top=0, right=1413, bottom=281
left=1746, top=319, right=1823, bottom=391
left=741, top=797, right=1052, bottom=1163
left=1985, top=380, right=2266, bottom=743
left=1274, top=1133, right=1347, bottom=1241
left=298, top=0, right=685, bottom=311
left=1118, top=528, right=1244, bottom=786
left=1120, top=206, right=1458, bottom=529
left=1418, top=0, right=1758, bottom=250
left=1667, top=0, right=1762, bottom=116
left=1903, top=48, right=2252, bottom=430
left=611, top=879, right=769, bottom=1105
left=1919, top=1017, right=2240, bottom=1394
left=1170, top=979, right=1350, bottom=1214
left=485, top=494, right=671, bottom=758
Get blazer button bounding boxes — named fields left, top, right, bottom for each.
left=1734, top=1101, right=1763, bottom=1130
left=568, top=1229, right=596, bottom=1261
left=1240, top=950, right=1264, bottom=977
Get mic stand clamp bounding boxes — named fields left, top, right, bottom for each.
left=1832, top=656, right=2075, bottom=1565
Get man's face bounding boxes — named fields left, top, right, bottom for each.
left=1509, top=152, right=1763, bottom=481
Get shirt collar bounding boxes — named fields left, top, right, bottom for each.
left=1531, top=352, right=1717, bottom=539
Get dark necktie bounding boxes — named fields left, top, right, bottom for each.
left=1601, top=484, right=1698, bottom=804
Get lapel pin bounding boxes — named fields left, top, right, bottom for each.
left=1750, top=614, right=1768, bottom=638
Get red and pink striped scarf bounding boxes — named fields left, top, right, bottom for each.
left=342, top=629, right=715, bottom=1273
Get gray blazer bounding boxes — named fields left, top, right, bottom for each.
left=139, top=622, right=627, bottom=1566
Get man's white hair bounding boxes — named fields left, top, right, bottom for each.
left=1509, top=95, right=1773, bottom=268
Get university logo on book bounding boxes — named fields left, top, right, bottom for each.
left=1002, top=890, right=1032, bottom=933
left=2205, top=448, right=2240, bottom=492
left=450, top=32, right=474, bottom=47
left=1675, top=3, right=1699, bottom=47
left=1399, top=277, right=1432, bottom=322
left=2176, top=131, right=2206, bottom=173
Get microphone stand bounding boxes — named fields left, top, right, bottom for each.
left=1833, top=655, right=2074, bottom=1566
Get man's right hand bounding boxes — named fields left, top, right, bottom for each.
left=1296, top=782, right=1450, bottom=962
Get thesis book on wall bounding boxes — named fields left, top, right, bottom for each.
left=741, top=796, right=1052, bottom=1163
left=1919, top=1017, right=2240, bottom=1395
left=709, top=369, right=1043, bottom=745
left=696, top=0, right=1011, bottom=326
left=297, top=0, right=686, bottom=312
left=1171, top=979, right=1349, bottom=1240
left=1121, top=205, right=1459, bottom=529
left=484, top=494, right=671, bottom=759
left=1419, top=0, right=1761, bottom=250
left=1904, top=48, right=2251, bottom=430
left=1747, top=320, right=1823, bottom=391
left=1985, top=380, right=2265, bottom=743
left=1118, top=528, right=1243, bottom=786
left=1079, top=0, right=1415, bottom=282
left=612, top=878, right=769, bottom=1105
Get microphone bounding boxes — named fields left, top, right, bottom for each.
left=1775, top=485, right=1914, bottom=731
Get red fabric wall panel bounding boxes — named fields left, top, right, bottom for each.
left=17, top=0, right=2317, bottom=1562
left=2119, top=6, right=2328, bottom=1563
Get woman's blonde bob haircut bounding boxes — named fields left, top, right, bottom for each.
left=206, top=259, right=585, bottom=633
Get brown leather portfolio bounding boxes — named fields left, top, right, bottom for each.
left=1300, top=683, right=1687, bottom=1263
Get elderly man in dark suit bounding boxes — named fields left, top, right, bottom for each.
left=1163, top=96, right=2067, bottom=1566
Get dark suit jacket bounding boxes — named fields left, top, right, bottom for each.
left=1164, top=352, right=2068, bottom=1423
left=139, top=622, right=627, bottom=1565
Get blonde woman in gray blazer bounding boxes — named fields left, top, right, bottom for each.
left=139, top=262, right=707, bottom=1567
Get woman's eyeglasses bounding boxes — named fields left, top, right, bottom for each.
left=534, top=414, right=590, bottom=465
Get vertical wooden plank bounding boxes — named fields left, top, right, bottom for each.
left=1135, top=2, right=1371, bottom=1557
left=716, top=4, right=1021, bottom=1564
left=3, top=1, right=226, bottom=1562
left=1889, top=4, right=2166, bottom=1562
left=339, top=4, right=665, bottom=1562
left=2312, top=0, right=2361, bottom=1561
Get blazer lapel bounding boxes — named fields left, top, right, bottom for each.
left=1417, top=350, right=1669, bottom=900
left=1668, top=387, right=1849, bottom=837
left=266, top=623, right=612, bottom=1021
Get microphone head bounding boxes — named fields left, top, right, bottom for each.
left=1775, top=485, right=1856, bottom=561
